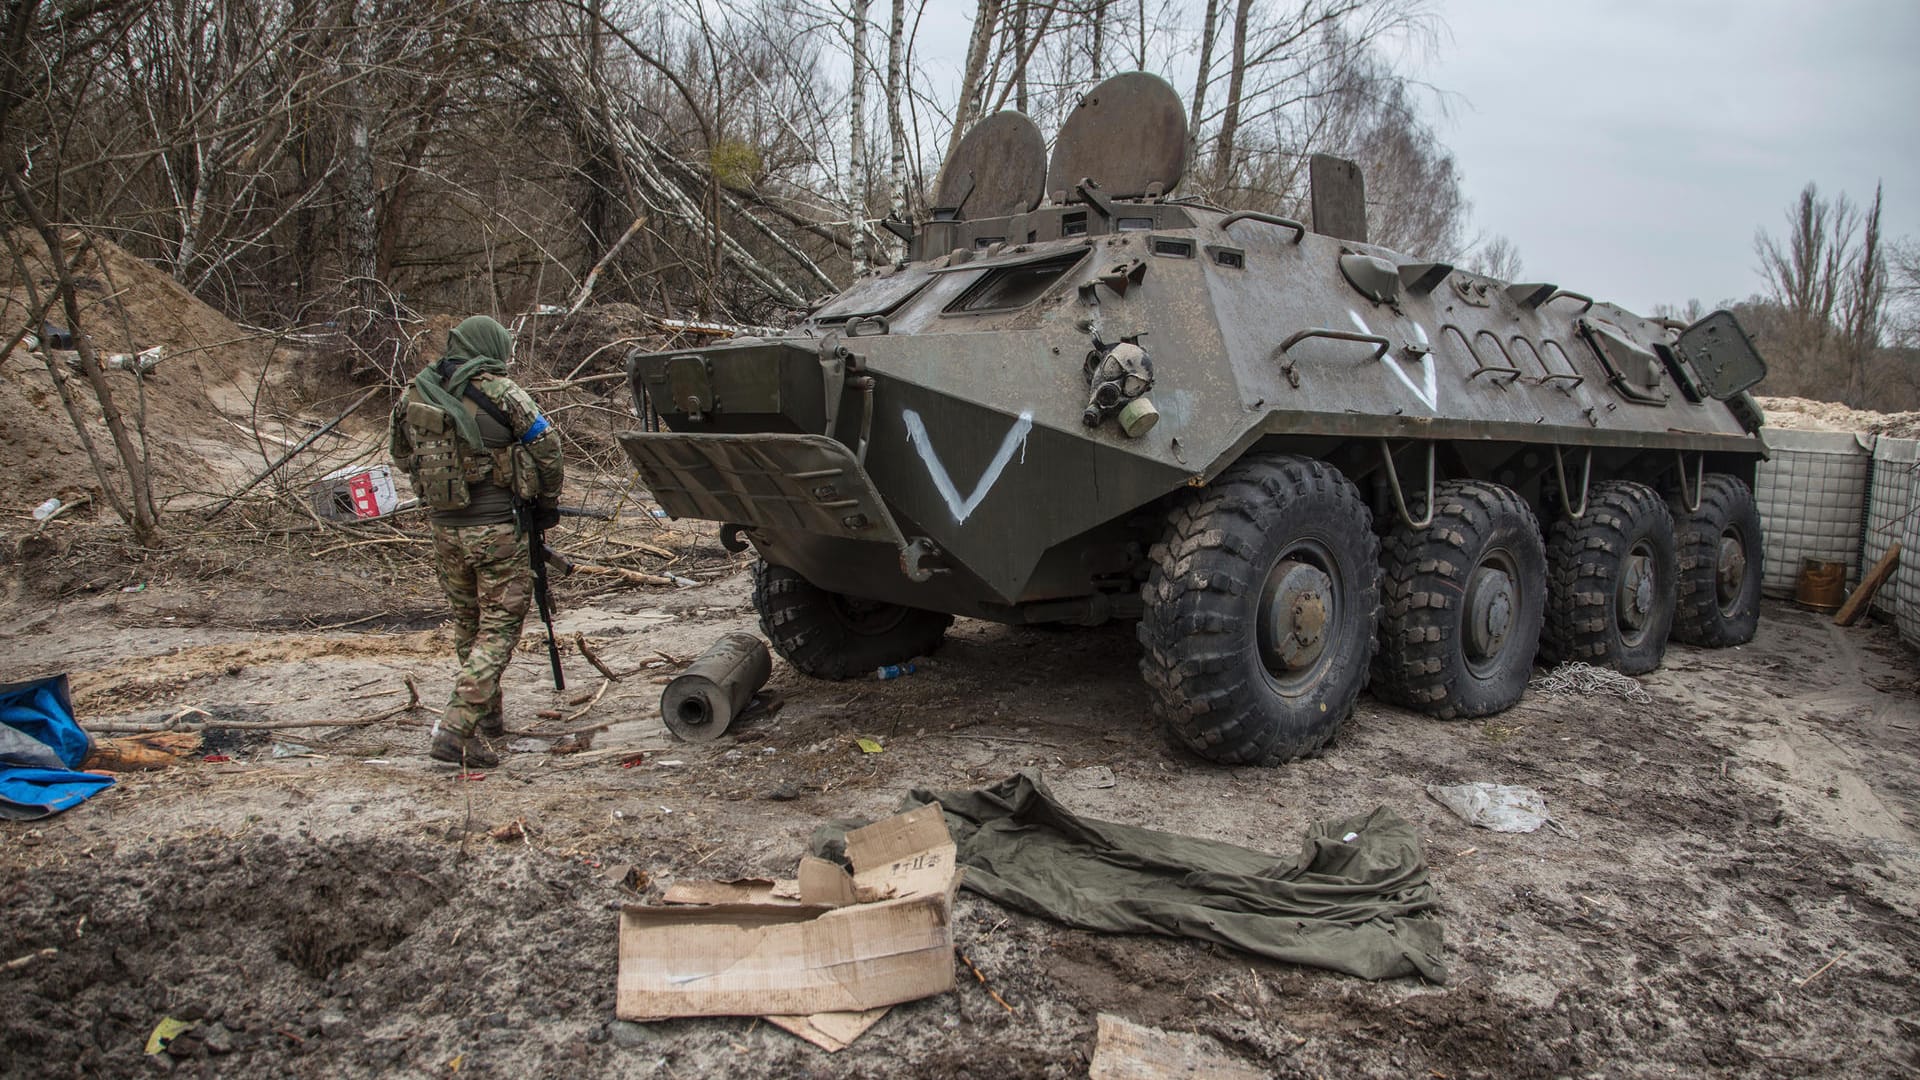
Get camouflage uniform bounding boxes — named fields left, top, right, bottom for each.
left=390, top=316, right=564, bottom=764
left=430, top=522, right=532, bottom=737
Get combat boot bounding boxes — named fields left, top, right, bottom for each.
left=430, top=729, right=500, bottom=769
left=478, top=703, right=506, bottom=738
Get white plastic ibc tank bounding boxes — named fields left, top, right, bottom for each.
left=1752, top=429, right=1873, bottom=599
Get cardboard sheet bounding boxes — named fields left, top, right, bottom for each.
left=617, top=803, right=960, bottom=1027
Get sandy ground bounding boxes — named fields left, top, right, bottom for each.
left=2, top=554, right=1918, bottom=1079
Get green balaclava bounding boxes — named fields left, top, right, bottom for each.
left=413, top=315, right=514, bottom=450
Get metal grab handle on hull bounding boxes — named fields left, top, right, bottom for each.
left=1278, top=328, right=1391, bottom=360
left=1553, top=445, right=1593, bottom=520
left=1218, top=212, right=1307, bottom=244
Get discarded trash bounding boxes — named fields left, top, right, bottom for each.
left=1426, top=782, right=1552, bottom=833
left=269, top=742, right=313, bottom=759
left=618, top=752, right=647, bottom=769
left=659, top=632, right=772, bottom=741
left=102, top=345, right=163, bottom=374
left=507, top=738, right=549, bottom=754
left=30, top=498, right=61, bottom=521
left=1528, top=661, right=1652, bottom=705
left=145, top=1017, right=195, bottom=1055
left=310, top=464, right=401, bottom=522
left=875, top=663, right=915, bottom=681
left=855, top=737, right=884, bottom=754
left=1090, top=1013, right=1266, bottom=1080
left=617, top=803, right=961, bottom=1051
left=119, top=582, right=146, bottom=593
left=201, top=754, right=232, bottom=764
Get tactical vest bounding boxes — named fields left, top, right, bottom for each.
left=404, top=395, right=494, bottom=511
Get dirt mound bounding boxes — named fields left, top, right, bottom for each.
left=0, top=230, right=322, bottom=509
left=1757, top=395, right=1920, bottom=440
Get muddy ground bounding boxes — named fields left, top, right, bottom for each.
left=3, top=526, right=1918, bottom=1079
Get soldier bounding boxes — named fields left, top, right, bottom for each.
left=390, top=315, right=564, bottom=767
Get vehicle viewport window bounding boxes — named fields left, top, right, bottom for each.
left=947, top=252, right=1088, bottom=314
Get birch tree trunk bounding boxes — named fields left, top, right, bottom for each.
left=339, top=0, right=378, bottom=313
left=1188, top=0, right=1218, bottom=163
left=942, top=0, right=1002, bottom=169
left=1090, top=0, right=1106, bottom=80
left=1210, top=0, right=1254, bottom=182
left=849, top=0, right=871, bottom=274
left=885, top=0, right=908, bottom=259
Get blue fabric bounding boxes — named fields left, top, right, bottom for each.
left=520, top=415, right=550, bottom=444
left=0, top=767, right=114, bottom=817
left=2, top=687, right=91, bottom=767
left=0, top=676, right=113, bottom=819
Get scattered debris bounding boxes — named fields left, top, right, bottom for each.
left=855, top=737, right=884, bottom=754
left=144, top=1017, right=195, bottom=1056
left=1427, top=782, right=1554, bottom=834
left=1089, top=1013, right=1267, bottom=1080
left=1835, top=543, right=1900, bottom=626
left=489, top=818, right=530, bottom=843
left=875, top=663, right=916, bottom=681
left=1528, top=661, right=1653, bottom=705
left=82, top=731, right=201, bottom=771
left=617, top=803, right=961, bottom=1050
left=659, top=632, right=771, bottom=741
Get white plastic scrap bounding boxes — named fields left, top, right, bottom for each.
left=1528, top=661, right=1652, bottom=705
left=1427, top=782, right=1553, bottom=834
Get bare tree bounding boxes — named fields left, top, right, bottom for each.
left=1466, top=234, right=1522, bottom=281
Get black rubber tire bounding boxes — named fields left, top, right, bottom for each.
left=1136, top=454, right=1381, bottom=765
left=1669, top=474, right=1763, bottom=647
left=752, top=561, right=953, bottom=679
left=1373, top=480, right=1548, bottom=719
left=1540, top=480, right=1677, bottom=675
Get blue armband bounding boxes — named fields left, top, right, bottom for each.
left=520, top=415, right=551, bottom=444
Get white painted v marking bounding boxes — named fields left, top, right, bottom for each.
left=1350, top=310, right=1438, bottom=411
left=903, top=409, right=1033, bottom=523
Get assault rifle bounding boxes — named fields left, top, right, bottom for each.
left=515, top=499, right=568, bottom=691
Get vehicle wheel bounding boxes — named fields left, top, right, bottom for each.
left=752, top=560, right=953, bottom=679
left=1137, top=454, right=1381, bottom=765
left=1373, top=480, right=1547, bottom=719
left=1540, top=480, right=1677, bottom=675
left=1669, top=474, right=1762, bottom=647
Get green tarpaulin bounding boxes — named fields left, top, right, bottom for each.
left=904, top=772, right=1446, bottom=983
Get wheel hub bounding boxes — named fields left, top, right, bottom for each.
left=1261, top=560, right=1334, bottom=674
left=1716, top=530, right=1746, bottom=609
left=1619, top=550, right=1654, bottom=631
left=1464, top=565, right=1516, bottom=660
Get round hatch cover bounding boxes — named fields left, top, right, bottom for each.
left=935, top=110, right=1047, bottom=219
left=1046, top=71, right=1188, bottom=201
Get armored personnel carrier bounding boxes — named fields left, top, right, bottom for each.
left=618, top=72, right=1768, bottom=765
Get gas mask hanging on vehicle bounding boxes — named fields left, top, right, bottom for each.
left=1082, top=340, right=1154, bottom=433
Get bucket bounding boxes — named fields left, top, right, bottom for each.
left=1793, top=558, right=1846, bottom=612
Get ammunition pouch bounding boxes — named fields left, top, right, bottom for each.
left=405, top=399, right=488, bottom=510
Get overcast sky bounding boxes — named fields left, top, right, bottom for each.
left=1412, top=0, right=1920, bottom=313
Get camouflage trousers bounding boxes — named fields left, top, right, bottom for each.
left=430, top=522, right=532, bottom=737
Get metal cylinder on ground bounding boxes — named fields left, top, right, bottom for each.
left=660, top=632, right=772, bottom=741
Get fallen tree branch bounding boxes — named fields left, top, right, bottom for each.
left=575, top=632, right=622, bottom=681
left=87, top=677, right=421, bottom=734
left=204, top=385, right=383, bottom=519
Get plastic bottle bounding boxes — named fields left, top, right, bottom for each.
left=875, top=663, right=916, bottom=681
left=30, top=497, right=61, bottom=521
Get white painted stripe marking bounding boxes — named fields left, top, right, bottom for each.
left=903, top=409, right=1034, bottom=523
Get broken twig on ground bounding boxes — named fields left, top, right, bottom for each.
left=576, top=632, right=622, bottom=680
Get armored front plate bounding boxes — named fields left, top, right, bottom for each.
left=619, top=432, right=906, bottom=548
left=1676, top=310, right=1769, bottom=400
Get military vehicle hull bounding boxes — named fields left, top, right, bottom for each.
left=619, top=74, right=1768, bottom=765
